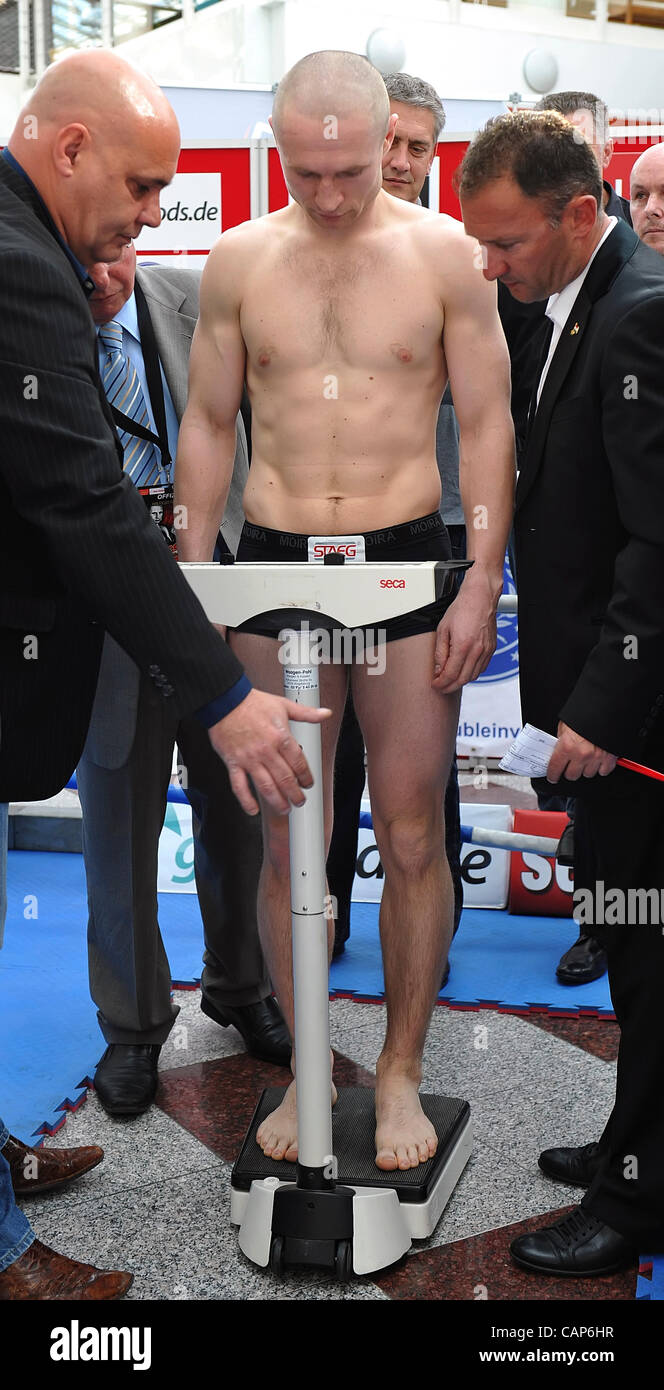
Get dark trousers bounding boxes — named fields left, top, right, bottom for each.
left=573, top=781, right=664, bottom=1244
left=78, top=637, right=267, bottom=1046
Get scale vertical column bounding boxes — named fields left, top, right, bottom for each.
left=281, top=627, right=334, bottom=1183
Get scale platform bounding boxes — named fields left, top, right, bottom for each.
left=231, top=1087, right=473, bottom=1252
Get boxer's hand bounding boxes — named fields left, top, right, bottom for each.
left=432, top=569, right=499, bottom=693
left=546, top=722, right=617, bottom=783
left=208, top=689, right=331, bottom=816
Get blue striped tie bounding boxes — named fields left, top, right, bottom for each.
left=99, top=320, right=162, bottom=485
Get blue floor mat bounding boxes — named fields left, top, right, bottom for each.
left=637, top=1256, right=664, bottom=1300
left=2, top=851, right=655, bottom=1300
left=1, top=850, right=205, bottom=1141
left=331, top=901, right=614, bottom=1018
left=0, top=853, right=614, bottom=1145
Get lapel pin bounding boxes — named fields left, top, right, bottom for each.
left=570, top=323, right=580, bottom=335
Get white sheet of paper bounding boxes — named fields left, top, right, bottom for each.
left=499, top=723, right=558, bottom=778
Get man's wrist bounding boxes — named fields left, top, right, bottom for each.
left=462, top=560, right=504, bottom=600
left=195, top=675, right=253, bottom=727
left=177, top=542, right=216, bottom=563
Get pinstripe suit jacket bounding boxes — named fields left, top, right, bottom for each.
left=0, top=158, right=244, bottom=801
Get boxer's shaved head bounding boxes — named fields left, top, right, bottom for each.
left=273, top=50, right=390, bottom=144
left=8, top=50, right=180, bottom=267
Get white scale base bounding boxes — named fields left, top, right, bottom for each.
left=230, top=1115, right=473, bottom=1275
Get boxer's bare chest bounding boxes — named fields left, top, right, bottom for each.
left=241, top=227, right=444, bottom=377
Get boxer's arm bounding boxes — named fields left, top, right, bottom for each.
left=175, top=237, right=247, bottom=561
left=433, top=230, right=515, bottom=691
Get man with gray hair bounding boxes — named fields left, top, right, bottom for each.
left=533, top=91, right=631, bottom=222
left=382, top=72, right=446, bottom=198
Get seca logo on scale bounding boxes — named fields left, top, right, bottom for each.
left=380, top=578, right=406, bottom=589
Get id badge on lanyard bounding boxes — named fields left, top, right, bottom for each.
left=138, top=483, right=177, bottom=557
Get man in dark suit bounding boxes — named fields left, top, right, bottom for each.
left=80, top=248, right=288, bottom=1116
left=499, top=89, right=632, bottom=989
left=0, top=49, right=326, bottom=1299
left=459, top=111, right=664, bottom=1275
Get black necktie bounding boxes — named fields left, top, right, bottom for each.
left=526, top=316, right=554, bottom=438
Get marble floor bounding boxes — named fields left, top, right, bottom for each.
left=21, top=986, right=636, bottom=1303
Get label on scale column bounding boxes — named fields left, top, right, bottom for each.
left=283, top=667, right=318, bottom=694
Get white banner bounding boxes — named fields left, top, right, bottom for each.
left=457, top=557, right=522, bottom=761
left=351, top=800, right=512, bottom=909
left=158, top=796, right=513, bottom=911
left=135, top=172, right=222, bottom=255
left=157, top=801, right=195, bottom=893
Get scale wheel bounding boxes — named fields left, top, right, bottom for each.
left=334, top=1239, right=353, bottom=1282
left=269, top=1235, right=285, bottom=1276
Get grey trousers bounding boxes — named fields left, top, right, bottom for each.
left=77, top=636, right=268, bottom=1046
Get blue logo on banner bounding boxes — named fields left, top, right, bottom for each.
left=475, top=554, right=518, bottom=685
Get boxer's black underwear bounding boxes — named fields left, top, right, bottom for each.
left=232, top=511, right=457, bottom=643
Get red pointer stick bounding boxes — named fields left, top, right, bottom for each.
left=617, top=758, right=664, bottom=783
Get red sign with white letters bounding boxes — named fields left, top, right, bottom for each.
left=509, top=809, right=574, bottom=917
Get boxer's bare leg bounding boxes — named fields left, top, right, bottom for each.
left=352, top=632, right=460, bottom=1170
left=230, top=628, right=347, bottom=1160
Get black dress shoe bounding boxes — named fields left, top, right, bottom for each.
left=555, top=821, right=574, bottom=866
left=201, top=995, right=291, bottom=1066
left=556, top=933, right=607, bottom=985
left=94, top=1044, right=161, bottom=1116
left=538, top=1140, right=603, bottom=1187
left=510, top=1206, right=636, bottom=1276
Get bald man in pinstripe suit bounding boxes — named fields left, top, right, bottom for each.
left=0, top=49, right=327, bottom=1299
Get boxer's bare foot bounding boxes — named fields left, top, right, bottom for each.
left=374, top=1066, right=437, bottom=1171
left=256, top=1056, right=337, bottom=1162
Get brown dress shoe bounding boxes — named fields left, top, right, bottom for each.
left=0, top=1240, right=132, bottom=1300
left=3, top=1133, right=104, bottom=1196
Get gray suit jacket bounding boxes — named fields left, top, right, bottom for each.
left=83, top=266, right=249, bottom=768
left=136, top=263, right=248, bottom=554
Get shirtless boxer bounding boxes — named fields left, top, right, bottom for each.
left=176, top=51, right=514, bottom=1172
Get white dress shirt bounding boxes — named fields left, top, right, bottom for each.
left=536, top=218, right=617, bottom=409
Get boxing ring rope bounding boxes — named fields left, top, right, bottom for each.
left=357, top=810, right=559, bottom=857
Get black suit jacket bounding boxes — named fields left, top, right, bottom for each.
left=0, top=158, right=244, bottom=800
left=500, top=183, right=633, bottom=467
left=515, top=219, right=664, bottom=791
